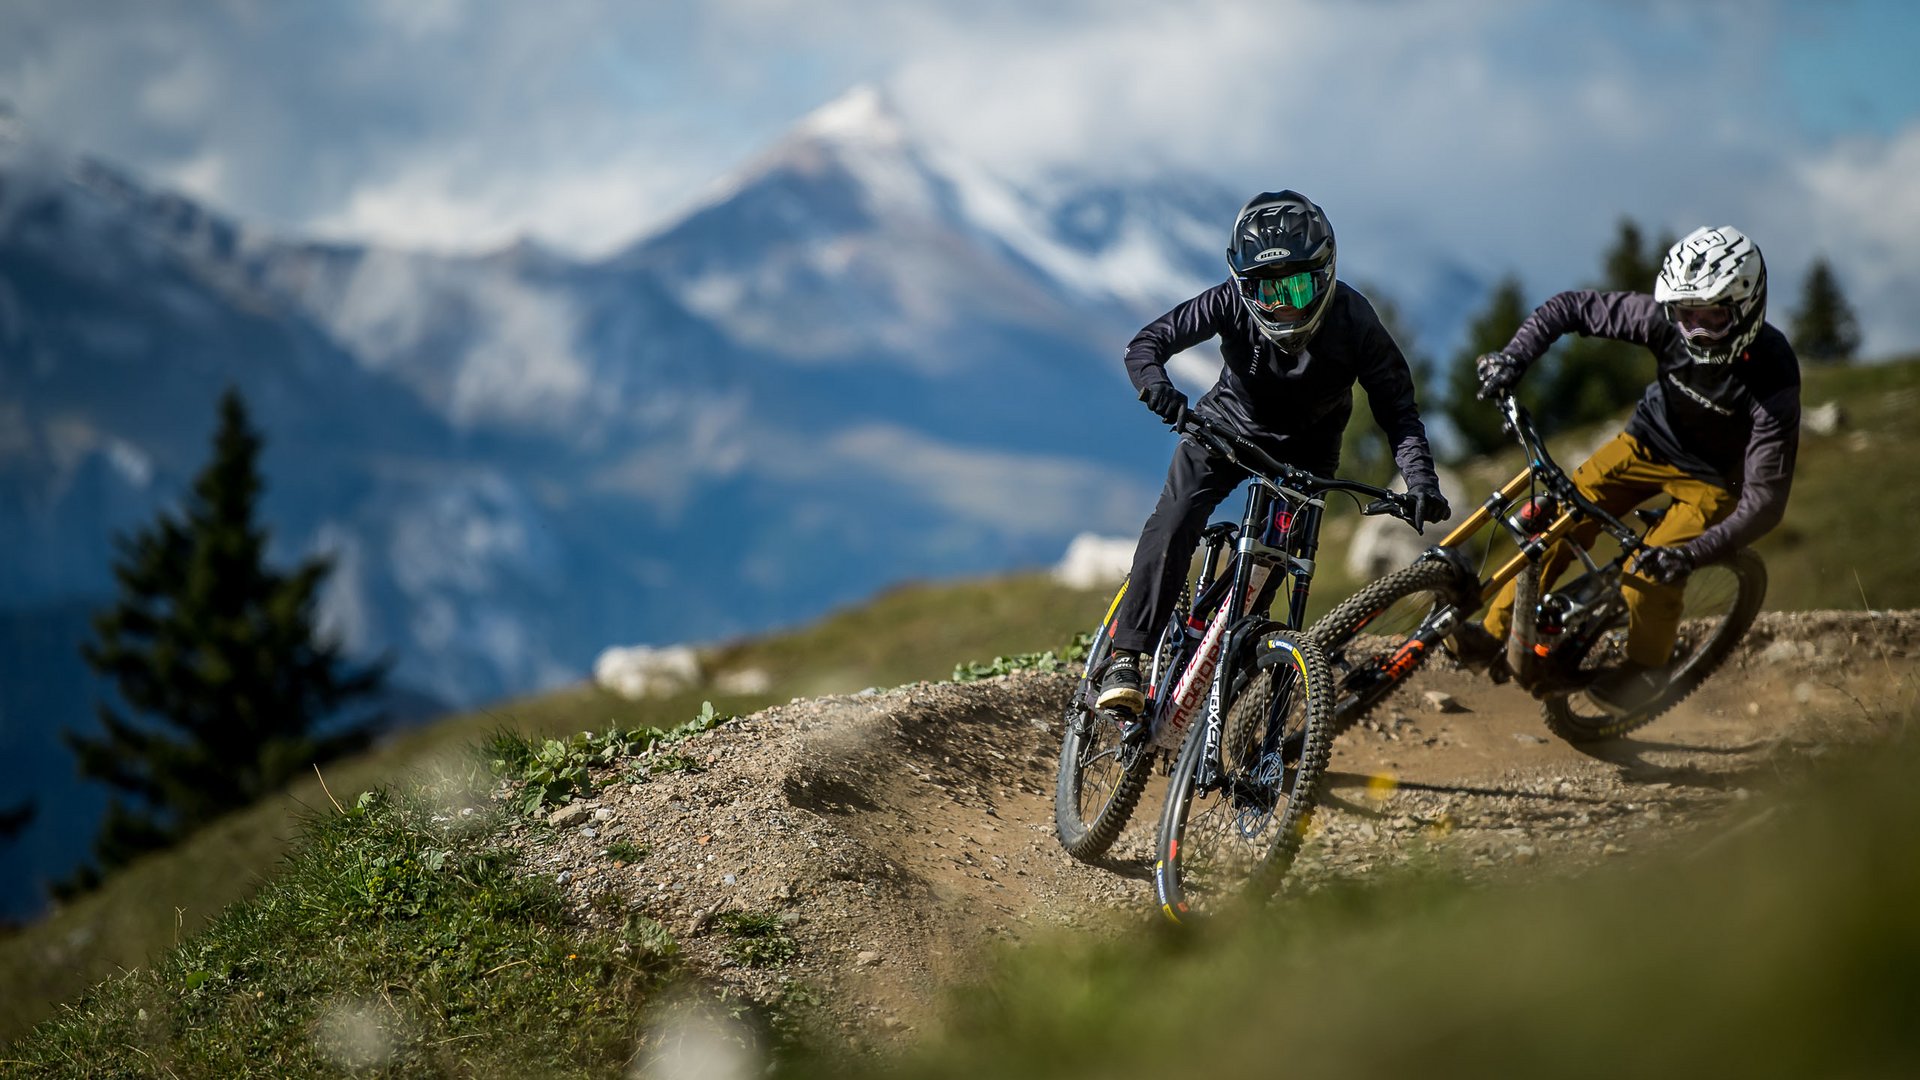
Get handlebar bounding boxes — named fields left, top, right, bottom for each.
left=1171, top=407, right=1424, bottom=531
left=1492, top=394, right=1647, bottom=551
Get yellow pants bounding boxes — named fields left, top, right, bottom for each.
left=1483, top=433, right=1733, bottom=668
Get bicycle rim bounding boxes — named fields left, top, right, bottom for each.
left=1154, top=633, right=1331, bottom=922
left=1055, top=610, right=1155, bottom=860
left=1543, top=551, right=1767, bottom=742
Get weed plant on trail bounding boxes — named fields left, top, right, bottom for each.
left=0, top=778, right=688, bottom=1077
left=822, top=726, right=1920, bottom=1080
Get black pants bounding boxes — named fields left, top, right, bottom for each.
left=1111, top=438, right=1249, bottom=654
left=1111, top=436, right=1336, bottom=654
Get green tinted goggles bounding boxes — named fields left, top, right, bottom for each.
left=1250, top=271, right=1317, bottom=311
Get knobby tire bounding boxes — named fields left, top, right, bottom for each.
left=1542, top=549, right=1767, bottom=743
left=1152, top=629, right=1333, bottom=923
left=1054, top=589, right=1156, bottom=861
left=1305, top=558, right=1462, bottom=735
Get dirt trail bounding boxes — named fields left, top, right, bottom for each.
left=503, top=610, right=1918, bottom=1041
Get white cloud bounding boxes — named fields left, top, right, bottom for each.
left=3, top=0, right=1918, bottom=351
left=1786, top=122, right=1920, bottom=355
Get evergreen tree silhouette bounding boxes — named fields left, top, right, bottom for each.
left=1790, top=256, right=1860, bottom=364
left=64, top=388, right=384, bottom=881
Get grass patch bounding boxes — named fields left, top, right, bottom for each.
left=714, top=911, right=799, bottom=970
left=951, top=632, right=1094, bottom=683
left=602, top=840, right=648, bottom=864
left=488, top=702, right=733, bottom=816
left=2, top=779, right=682, bottom=1076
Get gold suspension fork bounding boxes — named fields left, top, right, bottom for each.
left=1439, top=470, right=1534, bottom=550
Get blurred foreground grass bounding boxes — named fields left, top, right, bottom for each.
left=847, top=716, right=1920, bottom=1080
left=7, top=702, right=1915, bottom=1075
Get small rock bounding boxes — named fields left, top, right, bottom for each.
left=1803, top=400, right=1846, bottom=436
left=592, top=807, right=615, bottom=822
left=1793, top=682, right=1815, bottom=704
left=1758, top=639, right=1814, bottom=665
left=580, top=827, right=597, bottom=840
left=1512, top=845, right=1538, bottom=864
left=1602, top=843, right=1625, bottom=857
left=1513, top=733, right=1548, bottom=745
left=548, top=803, right=591, bottom=828
left=556, top=871, right=573, bottom=886
left=723, top=873, right=738, bottom=886
left=1420, top=690, right=1462, bottom=713
left=856, top=950, right=882, bottom=967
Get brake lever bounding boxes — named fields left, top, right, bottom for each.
left=1364, top=495, right=1426, bottom=535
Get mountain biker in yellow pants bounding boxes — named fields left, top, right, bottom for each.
left=1450, top=226, right=1800, bottom=715
left=1478, top=432, right=1734, bottom=668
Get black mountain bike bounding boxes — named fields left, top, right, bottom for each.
left=1051, top=409, right=1422, bottom=922
left=1306, top=394, right=1767, bottom=743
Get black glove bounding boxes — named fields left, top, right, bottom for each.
left=1139, top=382, right=1189, bottom=424
left=1408, top=484, right=1451, bottom=532
left=1475, top=351, right=1526, bottom=402
left=1634, top=545, right=1694, bottom=585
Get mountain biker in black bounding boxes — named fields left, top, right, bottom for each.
left=1097, top=190, right=1447, bottom=724
left=1452, top=225, right=1800, bottom=714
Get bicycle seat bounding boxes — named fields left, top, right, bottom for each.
left=1634, top=506, right=1670, bottom=527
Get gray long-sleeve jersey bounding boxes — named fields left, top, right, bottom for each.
left=1123, top=280, right=1438, bottom=491
left=1502, top=289, right=1801, bottom=563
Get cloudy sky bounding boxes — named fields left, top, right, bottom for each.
left=4, top=0, right=1919, bottom=353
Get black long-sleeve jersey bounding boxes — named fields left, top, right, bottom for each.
left=1502, top=289, right=1801, bottom=563
left=1122, top=280, right=1438, bottom=491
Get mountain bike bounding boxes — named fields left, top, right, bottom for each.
left=1051, top=409, right=1422, bottom=922
left=1306, top=393, right=1767, bottom=744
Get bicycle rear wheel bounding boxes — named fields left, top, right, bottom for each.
left=1055, top=586, right=1157, bottom=861
left=1542, top=549, right=1767, bottom=742
left=1305, top=558, right=1463, bottom=735
left=1152, top=629, right=1332, bottom=923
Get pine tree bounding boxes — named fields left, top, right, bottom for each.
left=65, top=388, right=384, bottom=877
left=1791, top=256, right=1860, bottom=364
left=0, top=800, right=32, bottom=843
left=1444, top=275, right=1532, bottom=459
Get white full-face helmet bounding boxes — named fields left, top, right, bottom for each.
left=1654, top=226, right=1767, bottom=363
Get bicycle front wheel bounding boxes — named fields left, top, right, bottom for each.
left=1152, top=629, right=1333, bottom=923
left=1306, top=558, right=1463, bottom=735
left=1542, top=549, right=1768, bottom=742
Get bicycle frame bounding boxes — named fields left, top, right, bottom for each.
left=1141, top=414, right=1410, bottom=761
left=1343, top=396, right=1656, bottom=701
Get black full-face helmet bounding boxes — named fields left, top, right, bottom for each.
left=1226, top=190, right=1336, bottom=352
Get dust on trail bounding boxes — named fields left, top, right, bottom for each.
left=502, top=610, right=1919, bottom=1041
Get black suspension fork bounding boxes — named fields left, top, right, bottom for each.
left=1282, top=497, right=1325, bottom=630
